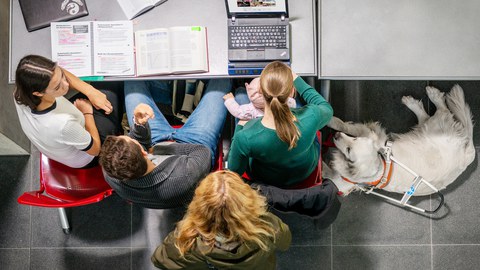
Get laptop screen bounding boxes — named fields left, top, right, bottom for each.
left=226, top=0, right=287, bottom=16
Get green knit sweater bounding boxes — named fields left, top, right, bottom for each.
left=228, top=76, right=333, bottom=187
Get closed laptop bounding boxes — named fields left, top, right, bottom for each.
left=19, top=0, right=89, bottom=32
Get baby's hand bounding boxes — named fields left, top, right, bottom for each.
left=73, top=98, right=93, bottom=114
left=134, top=103, right=155, bottom=125
left=223, top=93, right=234, bottom=100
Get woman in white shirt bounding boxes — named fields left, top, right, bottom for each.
left=14, top=54, right=122, bottom=168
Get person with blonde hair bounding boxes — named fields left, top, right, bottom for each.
left=228, top=61, right=333, bottom=187
left=151, top=170, right=291, bottom=269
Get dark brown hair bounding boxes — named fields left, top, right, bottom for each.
left=14, top=55, right=57, bottom=110
left=99, top=136, right=148, bottom=181
left=260, top=61, right=300, bottom=149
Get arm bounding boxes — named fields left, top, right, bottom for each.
left=224, top=99, right=261, bottom=120
left=151, top=232, right=205, bottom=269
left=73, top=98, right=101, bottom=156
left=294, top=76, right=333, bottom=128
left=129, top=103, right=154, bottom=151
left=62, top=68, right=113, bottom=114
left=227, top=128, right=250, bottom=175
left=267, top=213, right=292, bottom=251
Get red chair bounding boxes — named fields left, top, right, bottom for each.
left=17, top=153, right=113, bottom=234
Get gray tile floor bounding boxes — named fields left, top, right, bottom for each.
left=1, top=81, right=479, bottom=270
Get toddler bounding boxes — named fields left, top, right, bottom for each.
left=223, top=77, right=296, bottom=120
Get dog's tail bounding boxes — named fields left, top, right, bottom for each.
left=446, top=84, right=474, bottom=139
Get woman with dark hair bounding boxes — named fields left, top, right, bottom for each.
left=151, top=170, right=291, bottom=269
left=14, top=54, right=122, bottom=168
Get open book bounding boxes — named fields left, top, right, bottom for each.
left=117, top=0, right=168, bottom=20
left=135, top=26, right=209, bottom=76
left=51, top=21, right=135, bottom=77
left=51, top=21, right=208, bottom=77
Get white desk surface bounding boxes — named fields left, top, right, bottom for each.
left=318, top=0, right=480, bottom=80
left=9, top=0, right=316, bottom=82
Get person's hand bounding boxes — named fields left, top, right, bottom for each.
left=238, top=120, right=248, bottom=126
left=86, top=88, right=113, bottom=114
left=223, top=93, right=234, bottom=100
left=134, top=103, right=155, bottom=125
left=291, top=70, right=298, bottom=80
left=73, top=98, right=93, bottom=114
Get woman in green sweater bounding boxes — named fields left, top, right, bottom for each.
left=228, top=61, right=333, bottom=187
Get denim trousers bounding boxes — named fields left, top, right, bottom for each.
left=124, top=79, right=232, bottom=165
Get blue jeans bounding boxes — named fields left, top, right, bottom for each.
left=124, top=79, right=232, bottom=165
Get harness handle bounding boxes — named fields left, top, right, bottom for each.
left=424, top=191, right=444, bottom=214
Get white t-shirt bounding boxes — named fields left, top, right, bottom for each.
left=14, top=96, right=94, bottom=168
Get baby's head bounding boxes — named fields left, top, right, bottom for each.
left=245, top=77, right=265, bottom=110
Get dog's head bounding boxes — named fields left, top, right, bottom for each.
left=330, top=131, right=384, bottom=182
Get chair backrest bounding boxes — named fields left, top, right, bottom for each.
left=40, top=154, right=112, bottom=202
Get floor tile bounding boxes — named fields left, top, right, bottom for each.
left=30, top=247, right=131, bottom=270
left=131, top=206, right=186, bottom=248
left=272, top=209, right=331, bottom=246
left=277, top=246, right=331, bottom=270
left=0, top=156, right=32, bottom=248
left=432, top=149, right=480, bottom=244
left=332, top=192, right=431, bottom=245
left=332, top=245, right=430, bottom=270
left=30, top=195, right=131, bottom=248
left=132, top=247, right=158, bottom=270
left=0, top=248, right=30, bottom=270
left=433, top=245, right=480, bottom=270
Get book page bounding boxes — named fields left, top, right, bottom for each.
left=134, top=28, right=171, bottom=76
left=116, top=0, right=155, bottom=20
left=169, top=26, right=208, bottom=73
left=92, top=21, right=135, bottom=76
left=51, top=22, right=93, bottom=77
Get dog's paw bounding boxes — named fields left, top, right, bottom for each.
left=426, top=86, right=445, bottom=104
left=402, top=95, right=424, bottom=110
left=327, top=116, right=345, bottom=131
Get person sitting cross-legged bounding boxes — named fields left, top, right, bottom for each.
left=99, top=79, right=231, bottom=209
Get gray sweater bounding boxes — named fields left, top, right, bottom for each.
left=104, top=122, right=211, bottom=209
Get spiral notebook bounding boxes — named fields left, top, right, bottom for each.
left=19, top=0, right=89, bottom=32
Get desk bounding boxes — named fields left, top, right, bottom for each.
left=318, top=0, right=480, bottom=80
left=9, top=0, right=317, bottom=82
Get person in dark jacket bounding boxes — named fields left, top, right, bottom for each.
left=151, top=170, right=291, bottom=270
left=99, top=79, right=231, bottom=209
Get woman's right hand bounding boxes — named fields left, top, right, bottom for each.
left=73, top=98, right=93, bottom=114
left=134, top=103, right=155, bottom=125
left=291, top=70, right=298, bottom=80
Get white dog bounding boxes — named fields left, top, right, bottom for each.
left=323, top=85, right=475, bottom=196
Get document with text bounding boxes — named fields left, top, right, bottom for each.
left=51, top=21, right=135, bottom=77
left=134, top=26, right=209, bottom=76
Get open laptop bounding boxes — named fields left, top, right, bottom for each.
left=19, top=0, right=89, bottom=32
left=225, top=0, right=290, bottom=75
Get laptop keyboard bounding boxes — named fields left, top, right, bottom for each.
left=229, top=25, right=287, bottom=48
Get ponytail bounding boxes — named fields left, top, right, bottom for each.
left=269, top=96, right=300, bottom=149
left=260, top=61, right=300, bottom=149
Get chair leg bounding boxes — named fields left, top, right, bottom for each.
left=58, top=208, right=71, bottom=234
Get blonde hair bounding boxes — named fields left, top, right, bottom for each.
left=260, top=61, right=300, bottom=149
left=174, top=170, right=276, bottom=256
